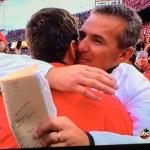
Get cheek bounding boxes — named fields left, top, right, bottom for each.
left=93, top=49, right=110, bottom=60
left=94, top=52, right=110, bottom=67
left=0, top=45, right=5, bottom=50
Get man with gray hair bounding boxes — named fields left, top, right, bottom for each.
left=34, top=4, right=150, bottom=146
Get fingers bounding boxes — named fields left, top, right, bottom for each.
left=33, top=116, right=90, bottom=147
left=50, top=142, right=66, bottom=147
left=74, top=66, right=117, bottom=97
left=75, top=77, right=116, bottom=98
left=41, top=131, right=65, bottom=147
left=85, top=65, right=113, bottom=80
left=33, top=117, right=69, bottom=139
left=39, top=126, right=89, bottom=147
left=33, top=117, right=61, bottom=138
left=33, top=117, right=72, bottom=147
left=47, top=64, right=118, bottom=100
left=81, top=69, right=117, bottom=89
left=72, top=65, right=117, bottom=93
left=74, top=86, right=101, bottom=100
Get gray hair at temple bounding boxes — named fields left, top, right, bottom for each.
left=91, top=4, right=142, bottom=49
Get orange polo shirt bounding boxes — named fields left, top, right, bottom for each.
left=0, top=63, right=132, bottom=148
left=51, top=63, right=132, bottom=134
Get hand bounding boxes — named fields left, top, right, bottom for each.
left=46, top=64, right=117, bottom=100
left=33, top=116, right=90, bottom=147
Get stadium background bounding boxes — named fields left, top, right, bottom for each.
left=0, top=0, right=150, bottom=46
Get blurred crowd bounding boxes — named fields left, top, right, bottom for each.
left=1, top=1, right=150, bottom=76
left=133, top=34, right=150, bottom=73
left=0, top=32, right=29, bottom=55
left=123, top=0, right=150, bottom=11
left=6, top=29, right=25, bottom=43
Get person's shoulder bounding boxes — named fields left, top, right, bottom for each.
left=119, top=62, right=134, bottom=68
left=119, top=63, right=140, bottom=72
left=119, top=63, right=150, bottom=84
left=117, top=63, right=145, bottom=79
left=51, top=62, right=66, bottom=67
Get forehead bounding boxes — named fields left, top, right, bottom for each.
left=81, top=13, right=126, bottom=37
left=138, top=56, right=148, bottom=59
left=137, top=52, right=148, bottom=58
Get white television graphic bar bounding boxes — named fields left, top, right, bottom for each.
left=95, top=0, right=123, bottom=6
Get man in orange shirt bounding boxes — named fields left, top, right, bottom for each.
left=25, top=7, right=132, bottom=147
left=0, top=8, right=119, bottom=148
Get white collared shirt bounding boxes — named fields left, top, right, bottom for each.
left=90, top=63, right=150, bottom=144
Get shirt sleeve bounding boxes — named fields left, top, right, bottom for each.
left=113, top=63, right=150, bottom=136
left=89, top=131, right=150, bottom=145
left=90, top=63, right=150, bottom=145
left=0, top=53, right=53, bottom=77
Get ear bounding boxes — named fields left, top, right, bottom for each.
left=64, top=40, right=77, bottom=65
left=116, top=47, right=134, bottom=64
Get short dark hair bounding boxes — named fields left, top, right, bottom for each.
left=92, top=4, right=142, bottom=49
left=26, top=8, right=79, bottom=63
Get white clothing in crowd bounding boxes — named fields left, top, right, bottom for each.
left=90, top=63, right=150, bottom=144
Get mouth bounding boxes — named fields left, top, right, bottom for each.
left=140, top=61, right=146, bottom=64
left=77, top=57, right=91, bottom=63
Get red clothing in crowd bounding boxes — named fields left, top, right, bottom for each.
left=144, top=71, right=150, bottom=81
left=0, top=94, right=19, bottom=149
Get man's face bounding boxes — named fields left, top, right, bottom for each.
left=76, top=13, right=126, bottom=71
left=136, top=56, right=148, bottom=67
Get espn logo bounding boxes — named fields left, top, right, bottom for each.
left=140, top=129, right=150, bottom=139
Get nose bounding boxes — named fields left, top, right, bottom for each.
left=78, top=38, right=90, bottom=53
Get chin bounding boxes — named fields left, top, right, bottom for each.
left=77, top=60, right=90, bottom=65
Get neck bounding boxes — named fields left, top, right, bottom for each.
left=106, top=65, right=118, bottom=74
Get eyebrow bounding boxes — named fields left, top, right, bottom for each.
left=92, top=34, right=107, bottom=44
left=79, top=30, right=107, bottom=44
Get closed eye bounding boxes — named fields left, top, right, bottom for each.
left=79, top=31, right=86, bottom=40
left=92, top=35, right=106, bottom=45
left=93, top=38, right=103, bottom=44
